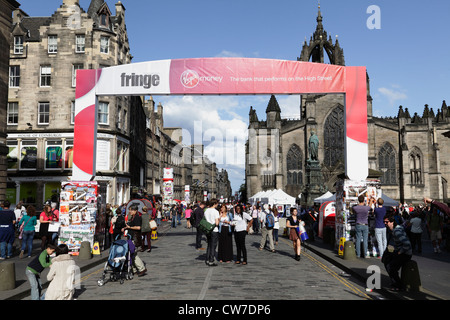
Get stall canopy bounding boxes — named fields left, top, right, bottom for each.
left=314, top=191, right=336, bottom=204
left=381, top=194, right=399, bottom=207
left=249, top=189, right=296, bottom=206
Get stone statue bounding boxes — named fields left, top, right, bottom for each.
left=308, top=131, right=319, bottom=162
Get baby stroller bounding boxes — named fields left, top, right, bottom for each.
left=97, top=235, right=135, bottom=286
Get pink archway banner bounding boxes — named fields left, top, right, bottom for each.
left=74, top=58, right=367, bottom=181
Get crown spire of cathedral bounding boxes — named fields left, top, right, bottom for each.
left=298, top=3, right=345, bottom=66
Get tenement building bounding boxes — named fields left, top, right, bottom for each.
left=246, top=7, right=450, bottom=205
left=6, top=0, right=140, bottom=208
left=0, top=0, right=20, bottom=202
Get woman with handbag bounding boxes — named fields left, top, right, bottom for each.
left=286, top=207, right=302, bottom=261
left=19, top=206, right=38, bottom=258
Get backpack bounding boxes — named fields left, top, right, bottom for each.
left=190, top=209, right=197, bottom=227
left=266, top=212, right=275, bottom=229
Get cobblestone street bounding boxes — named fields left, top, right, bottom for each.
left=75, top=222, right=381, bottom=301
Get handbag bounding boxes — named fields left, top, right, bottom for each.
left=149, top=219, right=157, bottom=231
left=198, top=216, right=215, bottom=236
left=19, top=216, right=31, bottom=240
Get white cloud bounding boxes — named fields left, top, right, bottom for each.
left=278, top=95, right=301, bottom=119
left=378, top=86, right=407, bottom=106
left=158, top=94, right=301, bottom=191
left=215, top=50, right=243, bottom=58
left=158, top=95, right=249, bottom=191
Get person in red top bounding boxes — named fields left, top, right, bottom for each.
left=39, top=204, right=59, bottom=250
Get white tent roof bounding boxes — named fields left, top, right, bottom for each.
left=268, top=189, right=296, bottom=206
left=250, top=189, right=296, bottom=206
left=314, top=191, right=336, bottom=204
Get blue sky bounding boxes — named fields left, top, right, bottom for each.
left=17, top=0, right=450, bottom=193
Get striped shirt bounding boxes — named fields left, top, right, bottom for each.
left=393, top=225, right=412, bottom=255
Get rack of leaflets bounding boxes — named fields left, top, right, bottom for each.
left=58, top=181, right=98, bottom=255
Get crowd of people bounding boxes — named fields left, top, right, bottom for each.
left=190, top=199, right=308, bottom=266
left=1, top=194, right=450, bottom=298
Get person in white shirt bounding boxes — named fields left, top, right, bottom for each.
left=232, top=205, right=252, bottom=265
left=204, top=199, right=220, bottom=266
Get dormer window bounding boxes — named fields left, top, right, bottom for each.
left=100, top=13, right=108, bottom=27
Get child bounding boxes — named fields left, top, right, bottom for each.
left=25, top=244, right=57, bottom=300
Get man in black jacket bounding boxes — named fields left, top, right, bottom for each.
left=194, top=202, right=206, bottom=249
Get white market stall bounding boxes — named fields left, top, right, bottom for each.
left=314, top=191, right=335, bottom=204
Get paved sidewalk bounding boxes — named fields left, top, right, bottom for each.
left=303, top=235, right=450, bottom=300
left=0, top=221, right=172, bottom=300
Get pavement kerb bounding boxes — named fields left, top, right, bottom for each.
left=302, top=242, right=402, bottom=300
left=2, top=222, right=172, bottom=301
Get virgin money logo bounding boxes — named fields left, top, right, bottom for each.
left=181, top=70, right=200, bottom=88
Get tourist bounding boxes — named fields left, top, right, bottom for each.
left=185, top=205, right=192, bottom=229
left=170, top=205, right=177, bottom=228
left=217, top=205, right=233, bottom=263
left=259, top=204, right=275, bottom=252
left=272, top=207, right=280, bottom=245
left=140, top=206, right=152, bottom=252
left=232, top=205, right=252, bottom=264
left=0, top=200, right=16, bottom=260
left=384, top=214, right=412, bottom=291
left=408, top=211, right=423, bottom=254
left=286, top=207, right=302, bottom=261
left=252, top=205, right=259, bottom=234
left=426, top=204, right=444, bottom=253
left=19, top=205, right=38, bottom=258
left=122, top=205, right=147, bottom=276
left=424, top=197, right=450, bottom=217
left=39, top=204, right=58, bottom=251
left=194, top=202, right=206, bottom=250
left=156, top=204, right=162, bottom=226
left=26, top=244, right=57, bottom=300
left=353, top=195, right=371, bottom=258
left=45, top=244, right=77, bottom=300
left=204, top=199, right=220, bottom=266
left=14, top=201, right=26, bottom=226
left=373, top=198, right=387, bottom=259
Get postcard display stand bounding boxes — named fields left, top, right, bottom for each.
left=335, top=179, right=381, bottom=248
left=58, top=181, right=98, bottom=255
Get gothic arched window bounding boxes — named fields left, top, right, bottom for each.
left=379, top=143, right=397, bottom=185
left=287, top=145, right=302, bottom=185
left=409, top=147, right=423, bottom=185
left=324, top=106, right=345, bottom=168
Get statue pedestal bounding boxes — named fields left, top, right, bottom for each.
left=305, top=160, right=325, bottom=206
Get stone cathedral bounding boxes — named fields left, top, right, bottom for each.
left=245, top=7, right=450, bottom=205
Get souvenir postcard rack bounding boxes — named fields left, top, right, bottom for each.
left=58, top=181, right=98, bottom=255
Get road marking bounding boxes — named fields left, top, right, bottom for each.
left=281, top=238, right=372, bottom=300
left=198, top=267, right=214, bottom=300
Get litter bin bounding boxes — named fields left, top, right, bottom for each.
left=79, top=241, right=92, bottom=260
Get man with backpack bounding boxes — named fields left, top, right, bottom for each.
left=193, top=202, right=206, bottom=250
left=259, top=204, right=275, bottom=253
